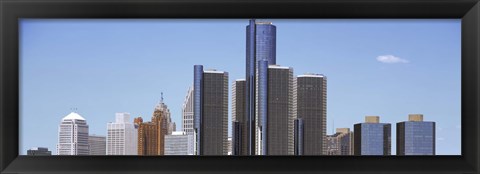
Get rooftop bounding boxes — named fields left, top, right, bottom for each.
left=204, top=69, right=226, bottom=74
left=62, top=112, right=85, bottom=121
left=298, top=73, right=326, bottom=78
left=256, top=22, right=273, bottom=25
left=365, top=116, right=380, bottom=123
left=268, top=64, right=290, bottom=69
left=172, top=131, right=186, bottom=135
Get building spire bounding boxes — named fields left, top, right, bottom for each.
left=161, top=92, right=164, bottom=104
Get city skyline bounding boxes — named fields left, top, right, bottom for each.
left=20, top=19, right=460, bottom=155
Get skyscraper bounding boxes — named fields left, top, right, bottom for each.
left=56, top=112, right=89, bottom=155
left=232, top=79, right=246, bottom=155
left=88, top=135, right=106, bottom=155
left=164, top=131, right=194, bottom=155
left=154, top=95, right=173, bottom=137
left=106, top=113, right=137, bottom=155
left=136, top=98, right=172, bottom=155
left=354, top=116, right=391, bottom=155
left=265, top=65, right=294, bottom=155
left=135, top=118, right=158, bottom=155
left=193, top=65, right=228, bottom=155
left=397, top=114, right=435, bottom=155
left=182, top=86, right=194, bottom=135
left=325, top=128, right=353, bottom=155
left=27, top=147, right=52, bottom=156
left=245, top=19, right=277, bottom=155
left=295, top=74, right=327, bottom=155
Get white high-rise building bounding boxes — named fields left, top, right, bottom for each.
left=182, top=86, right=194, bottom=135
left=164, top=131, right=194, bottom=155
left=57, top=112, right=89, bottom=155
left=106, top=113, right=137, bottom=155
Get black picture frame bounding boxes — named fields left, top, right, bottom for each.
left=1, top=0, right=479, bottom=173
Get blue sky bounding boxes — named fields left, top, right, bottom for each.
left=19, top=19, right=461, bottom=155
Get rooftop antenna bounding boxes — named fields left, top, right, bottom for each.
left=161, top=92, right=164, bottom=103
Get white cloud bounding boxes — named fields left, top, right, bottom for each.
left=376, top=55, right=409, bottom=64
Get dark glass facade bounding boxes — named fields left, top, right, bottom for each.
left=193, top=65, right=203, bottom=155
left=354, top=123, right=391, bottom=155
left=232, top=121, right=242, bottom=155
left=294, top=118, right=304, bottom=155
left=194, top=66, right=229, bottom=155
left=201, top=70, right=229, bottom=155
left=232, top=80, right=247, bottom=155
left=296, top=75, right=327, bottom=155
left=267, top=66, right=293, bottom=155
left=397, top=121, right=435, bottom=155
left=27, top=147, right=52, bottom=156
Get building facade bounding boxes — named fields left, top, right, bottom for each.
left=106, top=113, right=137, bottom=155
left=135, top=98, right=172, bottom=155
left=193, top=65, right=229, bottom=155
left=354, top=116, right=391, bottom=155
left=88, top=135, right=106, bottom=155
left=294, top=118, right=304, bottom=155
left=326, top=134, right=339, bottom=155
left=135, top=120, right=158, bottom=155
left=232, top=79, right=247, bottom=155
left=245, top=20, right=277, bottom=155
left=27, top=147, right=52, bottom=156
left=56, top=112, right=89, bottom=155
left=397, top=114, right=435, bottom=155
left=164, top=131, right=194, bottom=155
left=265, top=65, right=294, bottom=155
left=295, top=74, right=327, bottom=155
left=325, top=128, right=353, bottom=155
left=182, top=86, right=195, bottom=135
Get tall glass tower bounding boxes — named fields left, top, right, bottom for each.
left=247, top=21, right=277, bottom=65
left=245, top=19, right=277, bottom=155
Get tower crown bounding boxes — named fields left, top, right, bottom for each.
left=62, top=112, right=85, bottom=121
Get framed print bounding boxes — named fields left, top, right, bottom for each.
left=1, top=0, right=479, bottom=173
